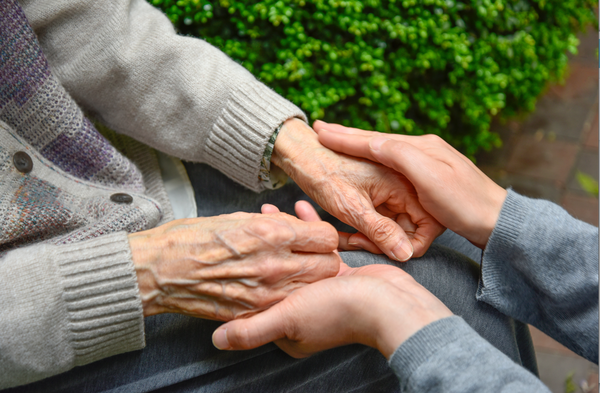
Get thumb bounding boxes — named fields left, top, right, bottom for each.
left=213, top=307, right=287, bottom=351
left=358, top=212, right=414, bottom=262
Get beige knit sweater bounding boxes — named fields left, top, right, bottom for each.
left=0, top=0, right=305, bottom=388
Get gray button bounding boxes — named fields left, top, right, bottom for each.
left=13, top=151, right=33, bottom=173
left=110, top=193, right=133, bottom=204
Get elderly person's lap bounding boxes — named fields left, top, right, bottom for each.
left=9, top=249, right=534, bottom=393
left=6, top=164, right=535, bottom=393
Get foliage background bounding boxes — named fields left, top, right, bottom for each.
left=153, top=0, right=597, bottom=156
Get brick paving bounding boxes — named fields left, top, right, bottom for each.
left=475, top=26, right=599, bottom=393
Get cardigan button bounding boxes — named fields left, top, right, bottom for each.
left=110, top=193, right=133, bottom=204
left=13, top=151, right=33, bottom=173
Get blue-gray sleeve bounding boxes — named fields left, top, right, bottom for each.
left=389, top=316, right=550, bottom=393
left=477, top=190, right=599, bottom=363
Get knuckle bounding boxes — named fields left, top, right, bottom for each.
left=250, top=218, right=295, bottom=245
left=254, top=263, right=272, bottom=281
left=318, top=223, right=339, bottom=250
left=249, top=219, right=275, bottom=237
left=225, top=212, right=252, bottom=221
left=423, top=134, right=443, bottom=145
left=369, top=219, right=399, bottom=245
left=230, top=324, right=254, bottom=349
left=257, top=257, right=288, bottom=282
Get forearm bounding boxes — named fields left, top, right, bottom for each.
left=477, top=190, right=599, bottom=362
left=21, top=0, right=306, bottom=191
left=0, top=233, right=145, bottom=389
left=389, top=317, right=549, bottom=392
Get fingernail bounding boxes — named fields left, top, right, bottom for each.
left=347, top=241, right=363, bottom=249
left=370, top=136, right=390, bottom=152
left=392, top=240, right=414, bottom=262
left=347, top=234, right=364, bottom=249
left=212, top=328, right=230, bottom=350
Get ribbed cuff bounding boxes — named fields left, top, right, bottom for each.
left=477, top=189, right=528, bottom=302
left=388, top=316, right=469, bottom=388
left=205, top=81, right=307, bottom=192
left=55, top=232, right=145, bottom=366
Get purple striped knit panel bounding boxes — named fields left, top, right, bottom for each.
left=0, top=0, right=145, bottom=192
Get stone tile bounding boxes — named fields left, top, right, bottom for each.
left=520, top=91, right=598, bottom=142
left=585, top=373, right=599, bottom=393
left=567, top=150, right=599, bottom=193
left=562, top=192, right=599, bottom=226
left=478, top=169, right=562, bottom=203
left=536, top=351, right=599, bottom=393
left=569, top=25, right=600, bottom=68
left=531, top=325, right=599, bottom=393
left=506, top=135, right=579, bottom=185
left=547, top=63, right=598, bottom=101
left=585, top=109, right=598, bottom=149
left=530, top=326, right=577, bottom=356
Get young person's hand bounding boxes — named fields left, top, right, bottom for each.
left=273, top=119, right=444, bottom=261
left=315, top=121, right=507, bottom=249
left=211, top=251, right=452, bottom=359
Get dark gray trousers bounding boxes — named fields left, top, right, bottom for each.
left=10, top=163, right=536, bottom=393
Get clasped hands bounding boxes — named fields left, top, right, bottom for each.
left=128, top=118, right=507, bottom=360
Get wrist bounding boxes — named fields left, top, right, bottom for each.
left=370, top=292, right=421, bottom=358
left=342, top=281, right=414, bottom=358
left=128, top=232, right=164, bottom=317
left=366, top=284, right=452, bottom=359
left=467, top=185, right=508, bottom=249
left=272, top=118, right=320, bottom=176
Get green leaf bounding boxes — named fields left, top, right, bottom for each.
left=564, top=372, right=577, bottom=393
left=576, top=171, right=599, bottom=197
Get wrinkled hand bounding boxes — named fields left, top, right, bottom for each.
left=212, top=254, right=452, bottom=359
left=273, top=119, right=444, bottom=261
left=128, top=212, right=341, bottom=320
left=315, top=121, right=507, bottom=248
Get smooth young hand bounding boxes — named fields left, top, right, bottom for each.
left=315, top=121, right=507, bottom=249
left=211, top=247, right=452, bottom=359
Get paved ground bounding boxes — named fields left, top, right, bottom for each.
left=475, top=26, right=599, bottom=393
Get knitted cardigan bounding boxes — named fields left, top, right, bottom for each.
left=0, top=0, right=305, bottom=388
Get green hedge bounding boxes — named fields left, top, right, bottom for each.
left=153, top=0, right=597, bottom=156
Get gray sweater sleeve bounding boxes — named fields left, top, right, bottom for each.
left=388, top=190, right=597, bottom=391
left=477, top=190, right=599, bottom=363
left=389, top=317, right=550, bottom=393
left=0, top=232, right=145, bottom=390
left=20, top=0, right=307, bottom=192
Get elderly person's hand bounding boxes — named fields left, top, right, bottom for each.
left=211, top=259, right=452, bottom=359
left=128, top=212, right=341, bottom=320
left=314, top=121, right=507, bottom=249
left=274, top=119, right=444, bottom=261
